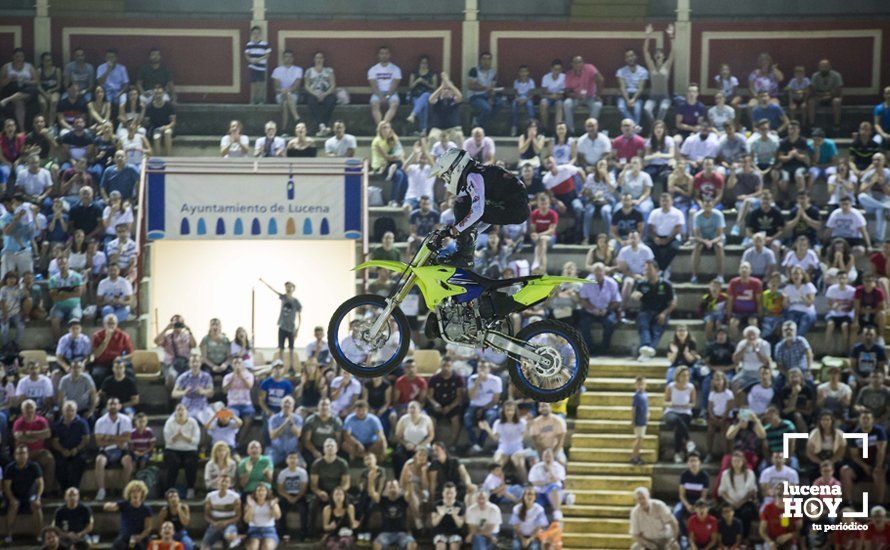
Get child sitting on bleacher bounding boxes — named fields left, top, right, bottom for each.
left=131, top=412, right=157, bottom=469
left=482, top=462, right=523, bottom=504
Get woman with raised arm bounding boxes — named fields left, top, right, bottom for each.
left=642, top=24, right=676, bottom=123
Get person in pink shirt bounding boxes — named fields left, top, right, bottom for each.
left=811, top=460, right=842, bottom=502
left=563, top=56, right=603, bottom=134
left=612, top=119, right=646, bottom=165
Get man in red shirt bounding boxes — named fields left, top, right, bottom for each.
left=692, top=157, right=725, bottom=211
left=758, top=489, right=801, bottom=549
left=0, top=118, right=26, bottom=184
left=612, top=119, right=646, bottom=165
left=870, top=241, right=890, bottom=298
left=90, top=313, right=134, bottom=389
left=394, top=358, right=427, bottom=411
left=12, top=399, right=55, bottom=492
left=686, top=500, right=718, bottom=550
left=854, top=273, right=887, bottom=337
left=864, top=505, right=890, bottom=549
left=563, top=55, right=603, bottom=134
left=529, top=193, right=558, bottom=270
left=725, top=261, right=763, bottom=340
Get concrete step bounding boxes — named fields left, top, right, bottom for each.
left=571, top=489, right=636, bottom=507
left=565, top=474, right=651, bottom=492
left=580, top=391, right=664, bottom=407
left=571, top=433, right=658, bottom=449
left=572, top=418, right=638, bottom=434
left=576, top=405, right=636, bottom=421
left=562, top=533, right=634, bottom=549
left=588, top=358, right=669, bottom=377
left=563, top=503, right=634, bottom=518
left=569, top=447, right=655, bottom=463
left=584, top=377, right=666, bottom=392
left=567, top=461, right=653, bottom=476
left=563, top=517, right=630, bottom=535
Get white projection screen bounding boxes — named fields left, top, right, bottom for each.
left=148, top=239, right=356, bottom=349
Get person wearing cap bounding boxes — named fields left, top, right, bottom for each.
left=0, top=193, right=36, bottom=278
left=686, top=499, right=717, bottom=550
left=341, top=400, right=386, bottom=463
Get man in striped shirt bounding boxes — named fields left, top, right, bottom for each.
left=244, top=26, right=272, bottom=105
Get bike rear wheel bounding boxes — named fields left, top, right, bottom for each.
left=328, top=294, right=411, bottom=378
left=508, top=320, right=588, bottom=403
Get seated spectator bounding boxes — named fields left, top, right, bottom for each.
left=50, top=400, right=90, bottom=491
left=680, top=124, right=719, bottom=174
left=806, top=411, right=846, bottom=474
left=372, top=479, right=417, bottom=549
left=528, top=448, right=567, bottom=520
left=618, top=157, right=654, bottom=220
left=864, top=505, right=890, bottom=549
left=854, top=370, right=890, bottom=427
left=850, top=326, right=887, bottom=390
left=731, top=326, right=771, bottom=398
left=577, top=262, right=621, bottom=356
left=747, top=366, right=776, bottom=417
left=267, top=395, right=303, bottom=466
left=324, top=120, right=356, bottom=158
left=202, top=472, right=242, bottom=548
left=154, top=314, right=197, bottom=389
left=807, top=127, right=838, bottom=189
left=705, top=366, right=735, bottom=463
left=759, top=484, right=803, bottom=548
left=429, top=441, right=475, bottom=501
left=663, top=367, right=696, bottom=464
left=54, top=321, right=92, bottom=384
left=826, top=196, right=870, bottom=253
left=666, top=326, right=700, bottom=384
left=673, top=452, right=708, bottom=543
left=580, top=159, right=618, bottom=244
left=171, top=354, right=214, bottom=424
left=48, top=255, right=84, bottom=340
left=259, top=360, right=293, bottom=418
left=562, top=56, right=602, bottom=134
left=89, top=312, right=133, bottom=388
left=329, top=370, right=362, bottom=420
left=204, top=440, right=237, bottom=493
left=342, top=400, right=386, bottom=463
left=781, top=234, right=819, bottom=284
left=158, top=488, right=194, bottom=550
left=15, top=154, right=53, bottom=210
left=319, top=485, right=356, bottom=547
left=840, top=410, right=886, bottom=509
left=15, top=361, right=54, bottom=414
left=163, top=403, right=200, bottom=498
left=253, top=120, right=285, bottom=158
left=0, top=194, right=36, bottom=278
left=427, top=358, right=464, bottom=447
left=310, top=438, right=350, bottom=536
left=244, top=483, right=281, bottom=549
left=575, top=117, right=610, bottom=169
left=774, top=321, right=813, bottom=383
left=774, top=121, right=809, bottom=204
left=509, top=486, right=548, bottom=550
left=465, top=490, right=501, bottom=550
left=632, top=260, right=676, bottom=360
left=817, top=364, right=853, bottom=421
left=142, top=84, right=175, bottom=156
left=629, top=486, right=679, bottom=550
left=53, top=487, right=93, bottom=550
left=130, top=412, right=156, bottom=471
left=784, top=65, right=810, bottom=127
left=725, top=262, right=763, bottom=341
left=807, top=59, right=843, bottom=133
left=276, top=451, right=309, bottom=542
left=645, top=193, right=684, bottom=276
left=219, top=120, right=249, bottom=158
left=464, top=362, right=502, bottom=454
left=368, top=46, right=402, bottom=126
left=3, top=444, right=45, bottom=545
left=613, top=118, right=646, bottom=167
left=477, top=400, right=528, bottom=484
left=616, top=230, right=654, bottom=304
left=528, top=402, right=567, bottom=464
left=509, top=66, right=536, bottom=138
left=95, top=263, right=133, bottom=323
left=271, top=49, right=302, bottom=130
left=428, top=75, right=463, bottom=145
left=302, top=398, right=343, bottom=465
left=870, top=241, right=890, bottom=298
left=615, top=48, right=648, bottom=126
left=858, top=152, right=890, bottom=243
left=690, top=199, right=726, bottom=284
left=727, top=155, right=764, bottom=239
left=93, top=397, right=133, bottom=501
left=432, top=481, right=465, bottom=550
left=392, top=400, right=435, bottom=478
left=99, top=357, right=139, bottom=415
left=394, top=359, right=427, bottom=410
left=855, top=273, right=886, bottom=337
left=0, top=271, right=26, bottom=349
left=285, top=122, right=317, bottom=158
left=102, top=191, right=135, bottom=243
left=371, top=122, right=408, bottom=206
left=199, top=318, right=230, bottom=388
left=404, top=148, right=436, bottom=211
left=743, top=194, right=783, bottom=259
left=103, top=480, right=152, bottom=550
left=237, top=441, right=273, bottom=496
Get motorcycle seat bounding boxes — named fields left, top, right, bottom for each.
left=463, top=271, right=543, bottom=289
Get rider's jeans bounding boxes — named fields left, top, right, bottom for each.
left=637, top=310, right=669, bottom=350
left=464, top=404, right=499, bottom=447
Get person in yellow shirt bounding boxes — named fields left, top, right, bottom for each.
left=761, top=272, right=784, bottom=340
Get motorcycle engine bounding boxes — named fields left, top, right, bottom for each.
left=438, top=300, right=480, bottom=344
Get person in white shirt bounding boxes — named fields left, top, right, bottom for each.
left=575, top=117, right=612, bottom=168
left=93, top=397, right=133, bottom=501
left=825, top=270, right=856, bottom=353
left=646, top=193, right=685, bottom=277
left=465, top=490, right=501, bottom=549
left=680, top=125, right=720, bottom=172
left=510, top=65, right=537, bottom=137
left=253, top=121, right=285, bottom=157
left=464, top=362, right=502, bottom=454
left=15, top=361, right=54, bottom=411
left=403, top=142, right=436, bottom=208
left=162, top=403, right=201, bottom=497
left=616, top=49, right=649, bottom=125
left=96, top=263, right=133, bottom=323
left=616, top=230, right=655, bottom=303
left=731, top=325, right=771, bottom=395
left=528, top=448, right=568, bottom=520
left=747, top=365, right=775, bottom=416
left=324, top=120, right=356, bottom=158
left=15, top=155, right=52, bottom=208
left=220, top=120, right=249, bottom=158
left=539, top=60, right=566, bottom=132
left=329, top=371, right=362, bottom=419
left=368, top=46, right=402, bottom=126
left=758, top=450, right=800, bottom=505
left=271, top=50, right=303, bottom=130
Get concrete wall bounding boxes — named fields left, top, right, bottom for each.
left=650, top=0, right=890, bottom=18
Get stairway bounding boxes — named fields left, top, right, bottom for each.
left=563, top=358, right=668, bottom=549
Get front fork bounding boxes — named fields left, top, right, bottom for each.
left=367, top=245, right=432, bottom=339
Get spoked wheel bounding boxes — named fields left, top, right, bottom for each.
left=508, top=320, right=588, bottom=402
left=328, top=294, right=411, bottom=378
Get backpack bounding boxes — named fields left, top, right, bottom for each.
left=454, top=165, right=530, bottom=226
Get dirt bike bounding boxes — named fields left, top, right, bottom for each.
left=328, top=230, right=591, bottom=402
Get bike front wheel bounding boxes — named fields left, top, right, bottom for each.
left=508, top=320, right=588, bottom=403
left=328, top=294, right=411, bottom=378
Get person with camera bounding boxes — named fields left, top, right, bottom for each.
left=154, top=314, right=196, bottom=390
left=432, top=482, right=465, bottom=550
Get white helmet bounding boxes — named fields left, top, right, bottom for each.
left=430, top=148, right=472, bottom=195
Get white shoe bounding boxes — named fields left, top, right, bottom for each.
left=642, top=346, right=656, bottom=358
left=186, top=488, right=195, bottom=500
left=673, top=453, right=684, bottom=464
left=470, top=444, right=483, bottom=454
left=564, top=492, right=576, bottom=506
left=637, top=354, right=647, bottom=362
left=95, top=488, right=106, bottom=501
left=686, top=440, right=697, bottom=454
left=715, top=276, right=724, bottom=284
left=552, top=510, right=563, bottom=520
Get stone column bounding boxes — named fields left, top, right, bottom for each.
left=673, top=0, right=693, bottom=92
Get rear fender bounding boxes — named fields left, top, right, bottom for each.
left=512, top=276, right=590, bottom=306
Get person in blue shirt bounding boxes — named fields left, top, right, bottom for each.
left=875, top=86, right=890, bottom=142
left=750, top=91, right=789, bottom=134
left=100, top=150, right=139, bottom=201
left=807, top=127, right=838, bottom=189
left=631, top=376, right=649, bottom=465
left=341, top=400, right=386, bottom=463
left=96, top=49, right=129, bottom=112
left=258, top=360, right=293, bottom=419
left=0, top=194, right=36, bottom=277
left=266, top=395, right=303, bottom=466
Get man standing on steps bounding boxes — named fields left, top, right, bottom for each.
left=630, top=486, right=680, bottom=550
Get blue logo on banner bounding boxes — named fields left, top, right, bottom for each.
left=196, top=218, right=207, bottom=235
left=320, top=217, right=330, bottom=235
left=303, top=218, right=312, bottom=235
left=268, top=218, right=278, bottom=235
left=180, top=218, right=190, bottom=235
left=216, top=218, right=226, bottom=235
left=234, top=218, right=244, bottom=235
left=251, top=218, right=261, bottom=235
